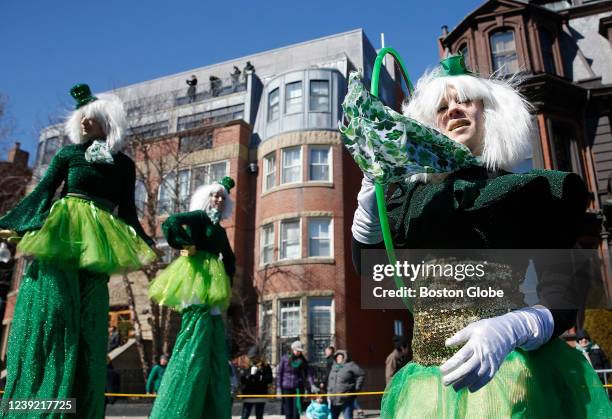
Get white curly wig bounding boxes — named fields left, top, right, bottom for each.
left=64, top=93, right=127, bottom=152
left=189, top=182, right=234, bottom=220
left=403, top=68, right=533, bottom=171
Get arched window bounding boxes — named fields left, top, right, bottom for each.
left=490, top=30, right=519, bottom=75
left=539, top=28, right=556, bottom=74
left=458, top=44, right=470, bottom=70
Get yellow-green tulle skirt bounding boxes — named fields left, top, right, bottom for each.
left=381, top=338, right=612, bottom=418
left=148, top=251, right=231, bottom=312
left=17, top=196, right=155, bottom=274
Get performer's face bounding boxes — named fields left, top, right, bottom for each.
left=435, top=87, right=485, bottom=155
left=210, top=191, right=225, bottom=212
left=81, top=116, right=105, bottom=139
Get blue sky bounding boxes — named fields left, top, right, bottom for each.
left=0, top=0, right=484, bottom=160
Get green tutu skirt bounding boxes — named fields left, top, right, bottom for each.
left=17, top=196, right=155, bottom=274
left=382, top=339, right=612, bottom=418
left=148, top=251, right=231, bottom=311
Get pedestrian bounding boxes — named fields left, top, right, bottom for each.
left=575, top=330, right=610, bottom=370
left=241, top=346, right=273, bottom=419
left=306, top=394, right=331, bottom=419
left=0, top=83, right=156, bottom=417
left=146, top=354, right=168, bottom=395
left=105, top=356, right=121, bottom=407
left=231, top=66, right=241, bottom=91
left=186, top=75, right=197, bottom=103
left=148, top=177, right=236, bottom=418
left=327, top=350, right=365, bottom=419
left=108, top=326, right=120, bottom=352
left=277, top=340, right=317, bottom=419
left=384, top=335, right=409, bottom=385
left=209, top=75, right=222, bottom=97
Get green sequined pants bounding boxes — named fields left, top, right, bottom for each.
left=1, top=260, right=109, bottom=419
left=150, top=305, right=231, bottom=419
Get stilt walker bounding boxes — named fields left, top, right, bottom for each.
left=148, top=177, right=236, bottom=419
left=0, top=84, right=156, bottom=418
left=344, top=53, right=612, bottom=418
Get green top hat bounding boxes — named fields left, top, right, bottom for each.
left=70, top=84, right=98, bottom=109
left=218, top=176, right=235, bottom=193
left=439, top=55, right=472, bottom=77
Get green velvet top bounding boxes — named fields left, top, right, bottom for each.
left=0, top=142, right=154, bottom=246
left=386, top=165, right=588, bottom=249
left=162, top=210, right=236, bottom=279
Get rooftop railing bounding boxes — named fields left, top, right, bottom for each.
left=124, top=76, right=247, bottom=116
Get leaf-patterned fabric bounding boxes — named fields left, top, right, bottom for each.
left=339, top=71, right=481, bottom=184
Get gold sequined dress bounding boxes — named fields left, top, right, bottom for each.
left=377, top=166, right=611, bottom=418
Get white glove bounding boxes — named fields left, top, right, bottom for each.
left=440, top=306, right=554, bottom=392
left=351, top=176, right=383, bottom=244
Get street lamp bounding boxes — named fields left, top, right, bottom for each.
left=0, top=242, right=11, bottom=263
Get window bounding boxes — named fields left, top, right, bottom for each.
left=308, top=297, right=333, bottom=364
left=490, top=30, right=519, bottom=75
left=178, top=169, right=190, bottom=211
left=285, top=81, right=303, bottom=114
left=191, top=161, right=229, bottom=190
left=263, top=153, right=276, bottom=191
left=394, top=320, right=404, bottom=336
left=268, top=88, right=280, bottom=121
left=135, top=179, right=147, bottom=218
left=539, top=28, right=556, bottom=74
left=156, top=238, right=174, bottom=264
left=280, top=300, right=301, bottom=337
left=36, top=141, right=45, bottom=165
left=309, top=80, right=329, bottom=112
left=261, top=224, right=274, bottom=265
left=458, top=44, right=470, bottom=70
left=280, top=219, right=300, bottom=260
left=177, top=105, right=244, bottom=131
left=281, top=147, right=301, bottom=184
left=130, top=120, right=169, bottom=140
left=309, top=147, right=330, bottom=181
left=309, top=218, right=331, bottom=257
left=158, top=172, right=177, bottom=215
left=179, top=133, right=213, bottom=153
left=260, top=301, right=273, bottom=363
left=42, top=136, right=60, bottom=165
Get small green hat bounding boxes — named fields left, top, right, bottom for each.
left=70, top=84, right=98, bottom=109
left=218, top=176, right=235, bottom=193
left=439, top=55, right=472, bottom=77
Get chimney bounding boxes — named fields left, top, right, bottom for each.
left=7, top=142, right=29, bottom=168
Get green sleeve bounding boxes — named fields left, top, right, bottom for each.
left=146, top=365, right=159, bottom=393
left=161, top=211, right=204, bottom=249
left=117, top=157, right=154, bottom=246
left=0, top=148, right=68, bottom=234
left=220, top=227, right=236, bottom=280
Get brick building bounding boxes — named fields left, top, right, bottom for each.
left=1, top=29, right=408, bottom=392
left=0, top=142, right=30, bottom=365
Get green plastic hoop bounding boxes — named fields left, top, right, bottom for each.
left=370, top=47, right=414, bottom=313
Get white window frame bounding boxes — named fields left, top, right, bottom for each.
left=279, top=299, right=301, bottom=338
left=263, top=153, right=276, bottom=192
left=308, top=217, right=332, bottom=258
left=268, top=88, right=280, bottom=122
left=135, top=178, right=148, bottom=218
left=309, top=80, right=330, bottom=112
left=190, top=160, right=229, bottom=191
left=490, top=30, right=519, bottom=75
left=281, top=146, right=302, bottom=185
left=261, top=223, right=275, bottom=265
left=279, top=219, right=301, bottom=260
left=285, top=81, right=303, bottom=115
left=308, top=146, right=331, bottom=182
